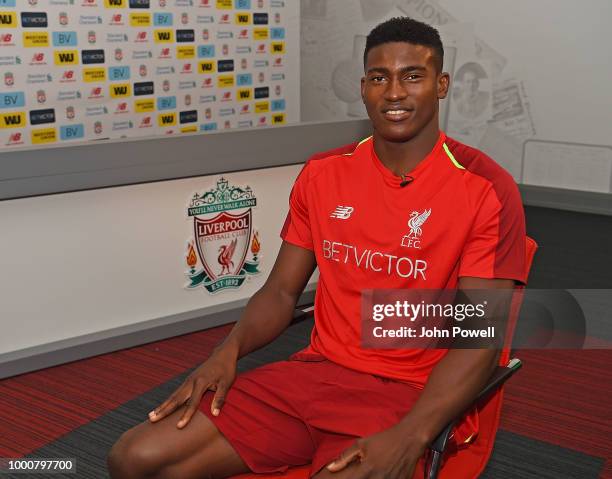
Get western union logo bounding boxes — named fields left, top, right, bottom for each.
left=217, top=75, right=234, bottom=88
left=177, top=46, right=195, bottom=59
left=216, top=0, right=232, bottom=8
left=154, top=29, right=173, bottom=43
left=31, top=127, right=57, bottom=144
left=110, top=83, right=131, bottom=98
left=255, top=101, right=269, bottom=113
left=0, top=111, right=25, bottom=129
left=54, top=50, right=79, bottom=65
left=199, top=61, right=215, bottom=73
left=104, top=0, right=126, bottom=7
left=235, top=13, right=250, bottom=24
left=0, top=11, right=17, bottom=27
left=135, top=99, right=155, bottom=113
left=271, top=42, right=285, bottom=54
left=272, top=113, right=286, bottom=124
left=83, top=68, right=106, bottom=82
left=130, top=13, right=150, bottom=26
left=253, top=28, right=268, bottom=40
left=158, top=112, right=176, bottom=126
left=237, top=88, right=252, bottom=101
left=23, top=32, right=49, bottom=47
left=181, top=125, right=198, bottom=133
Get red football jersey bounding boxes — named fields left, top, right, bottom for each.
left=281, top=131, right=526, bottom=387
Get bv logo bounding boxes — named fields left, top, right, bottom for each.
left=401, top=208, right=431, bottom=249
left=330, top=205, right=354, bottom=220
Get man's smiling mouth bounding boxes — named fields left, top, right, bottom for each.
left=382, top=108, right=414, bottom=121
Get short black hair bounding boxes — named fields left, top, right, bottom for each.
left=364, top=16, right=444, bottom=72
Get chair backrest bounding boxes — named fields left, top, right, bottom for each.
left=437, top=236, right=538, bottom=479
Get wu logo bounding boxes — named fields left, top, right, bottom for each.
left=330, top=205, right=354, bottom=220
left=401, top=208, right=431, bottom=249
left=0, top=14, right=15, bottom=26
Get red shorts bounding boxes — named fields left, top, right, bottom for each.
left=199, top=350, right=426, bottom=477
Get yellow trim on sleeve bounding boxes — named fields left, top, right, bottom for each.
left=343, top=135, right=372, bottom=156
left=443, top=142, right=465, bottom=170
left=357, top=135, right=372, bottom=146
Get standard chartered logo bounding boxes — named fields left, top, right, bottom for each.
left=322, top=239, right=427, bottom=280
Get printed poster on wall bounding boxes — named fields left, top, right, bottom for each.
left=0, top=0, right=299, bottom=150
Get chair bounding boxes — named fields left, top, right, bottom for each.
left=231, top=237, right=538, bottom=479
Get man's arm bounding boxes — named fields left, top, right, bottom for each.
left=218, top=241, right=317, bottom=361
left=393, top=276, right=512, bottom=448
left=326, top=276, right=514, bottom=478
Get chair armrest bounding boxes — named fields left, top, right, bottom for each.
left=293, top=304, right=315, bottom=322
left=424, top=359, right=522, bottom=479
left=429, top=358, right=522, bottom=453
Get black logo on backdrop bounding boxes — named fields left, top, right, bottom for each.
left=180, top=110, right=198, bottom=123
left=129, top=0, right=150, bottom=7
left=21, top=12, right=48, bottom=28
left=30, top=108, right=56, bottom=125
left=176, top=29, right=195, bottom=42
left=134, top=81, right=155, bottom=96
left=254, top=87, right=269, bottom=99
left=217, top=59, right=234, bottom=72
left=81, top=49, right=105, bottom=64
left=253, top=13, right=268, bottom=25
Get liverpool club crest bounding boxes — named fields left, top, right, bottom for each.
left=185, top=177, right=261, bottom=293
left=401, top=208, right=431, bottom=250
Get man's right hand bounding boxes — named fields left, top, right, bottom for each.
left=148, top=345, right=238, bottom=429
left=147, top=242, right=316, bottom=429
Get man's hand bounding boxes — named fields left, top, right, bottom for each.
left=147, top=242, right=316, bottom=431
left=148, top=345, right=238, bottom=429
left=326, top=425, right=427, bottom=479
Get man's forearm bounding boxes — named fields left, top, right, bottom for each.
left=216, top=286, right=300, bottom=360
left=396, top=348, right=499, bottom=447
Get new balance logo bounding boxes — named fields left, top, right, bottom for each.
left=330, top=205, right=354, bottom=220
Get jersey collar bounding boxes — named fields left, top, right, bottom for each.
left=366, top=131, right=447, bottom=189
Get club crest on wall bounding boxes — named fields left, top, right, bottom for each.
left=185, top=177, right=260, bottom=293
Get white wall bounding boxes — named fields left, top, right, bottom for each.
left=300, top=0, right=612, bottom=192
left=0, top=164, right=303, bottom=355
left=437, top=0, right=612, bottom=146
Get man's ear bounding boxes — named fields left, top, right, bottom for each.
left=438, top=72, right=450, bottom=100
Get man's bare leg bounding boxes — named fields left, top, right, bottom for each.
left=107, top=405, right=250, bottom=479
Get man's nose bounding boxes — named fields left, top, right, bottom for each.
left=384, top=77, right=408, bottom=101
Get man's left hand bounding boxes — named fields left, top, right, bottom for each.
left=326, top=425, right=427, bottom=478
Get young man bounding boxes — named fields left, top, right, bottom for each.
left=108, top=16, right=526, bottom=479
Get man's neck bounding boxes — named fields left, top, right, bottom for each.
left=373, top=122, right=441, bottom=177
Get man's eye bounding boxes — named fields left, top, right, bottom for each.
left=371, top=76, right=385, bottom=82
left=405, top=74, right=420, bottom=81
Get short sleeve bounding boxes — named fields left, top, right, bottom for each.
left=280, top=162, right=314, bottom=251
left=459, top=182, right=527, bottom=284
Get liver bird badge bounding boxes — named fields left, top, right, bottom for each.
left=401, top=208, right=432, bottom=249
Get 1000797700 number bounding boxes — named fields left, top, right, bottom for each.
left=0, top=458, right=76, bottom=474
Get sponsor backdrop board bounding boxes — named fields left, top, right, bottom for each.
left=0, top=0, right=298, bottom=150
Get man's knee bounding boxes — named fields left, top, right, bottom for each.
left=106, top=414, right=239, bottom=479
left=107, top=427, right=164, bottom=479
